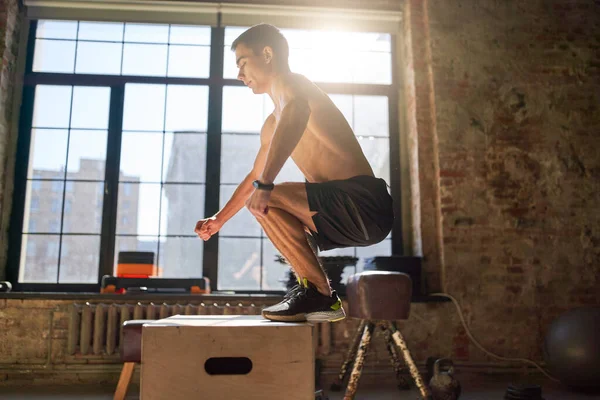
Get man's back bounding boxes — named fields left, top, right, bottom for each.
left=271, top=73, right=375, bottom=183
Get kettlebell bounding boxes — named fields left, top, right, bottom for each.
left=429, top=358, right=461, bottom=400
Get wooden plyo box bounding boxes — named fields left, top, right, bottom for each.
left=141, top=315, right=315, bottom=400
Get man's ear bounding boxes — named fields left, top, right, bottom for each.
left=263, top=46, right=274, bottom=64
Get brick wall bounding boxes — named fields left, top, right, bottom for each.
left=415, top=0, right=600, bottom=362
left=0, top=0, right=21, bottom=281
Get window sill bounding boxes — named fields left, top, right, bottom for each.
left=0, top=291, right=449, bottom=303
left=0, top=291, right=283, bottom=301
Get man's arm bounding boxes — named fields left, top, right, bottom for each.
left=213, top=114, right=276, bottom=225
left=259, top=78, right=311, bottom=184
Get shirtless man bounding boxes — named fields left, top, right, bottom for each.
left=195, top=24, right=394, bottom=323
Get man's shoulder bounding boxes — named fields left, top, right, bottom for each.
left=262, top=113, right=276, bottom=130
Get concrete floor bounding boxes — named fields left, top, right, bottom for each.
left=0, top=374, right=598, bottom=399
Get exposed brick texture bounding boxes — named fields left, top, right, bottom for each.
left=425, top=0, right=600, bottom=362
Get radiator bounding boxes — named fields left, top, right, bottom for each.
left=68, top=302, right=263, bottom=356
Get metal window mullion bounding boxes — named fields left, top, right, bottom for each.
left=6, top=85, right=36, bottom=289
left=155, top=83, right=169, bottom=271
left=24, top=73, right=213, bottom=87
left=98, top=84, right=125, bottom=283
left=119, top=23, right=125, bottom=75
left=202, top=26, right=225, bottom=292
left=55, top=84, right=76, bottom=283
left=72, top=21, right=80, bottom=74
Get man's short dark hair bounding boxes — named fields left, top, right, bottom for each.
left=231, top=23, right=289, bottom=63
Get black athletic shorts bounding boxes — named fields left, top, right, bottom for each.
left=305, top=175, right=394, bottom=252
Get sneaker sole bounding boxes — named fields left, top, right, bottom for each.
left=262, top=308, right=346, bottom=323
left=306, top=308, right=346, bottom=323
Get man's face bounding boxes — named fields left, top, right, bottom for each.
left=235, top=43, right=271, bottom=94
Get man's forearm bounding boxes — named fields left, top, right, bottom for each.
left=260, top=100, right=310, bottom=184
left=214, top=174, right=255, bottom=224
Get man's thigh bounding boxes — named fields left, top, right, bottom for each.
left=268, top=182, right=318, bottom=232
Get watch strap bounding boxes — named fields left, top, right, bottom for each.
left=253, top=180, right=275, bottom=191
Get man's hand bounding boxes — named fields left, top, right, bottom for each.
left=246, top=189, right=271, bottom=219
left=194, top=216, right=223, bottom=241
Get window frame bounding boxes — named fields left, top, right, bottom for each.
left=7, top=20, right=403, bottom=293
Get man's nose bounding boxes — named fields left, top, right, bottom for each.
left=237, top=70, right=244, bottom=81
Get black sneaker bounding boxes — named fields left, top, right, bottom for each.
left=262, top=277, right=304, bottom=315
left=262, top=279, right=346, bottom=323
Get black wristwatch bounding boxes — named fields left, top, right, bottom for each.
left=253, top=180, right=275, bottom=191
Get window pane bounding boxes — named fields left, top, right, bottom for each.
left=287, top=49, right=317, bottom=80
left=75, top=42, right=122, bottom=75
left=225, top=28, right=392, bottom=84
left=276, top=159, right=304, bottom=183
left=159, top=237, right=203, bottom=278
left=347, top=32, right=391, bottom=52
left=28, top=129, right=68, bottom=179
left=113, top=236, right=158, bottom=273
left=170, top=25, right=211, bottom=45
left=318, top=246, right=356, bottom=257
left=78, top=21, right=123, bottom=42
left=123, top=84, right=166, bottom=131
left=163, top=133, right=206, bottom=183
left=262, top=240, right=291, bottom=291
left=32, top=85, right=72, bottom=128
left=36, top=20, right=78, bottom=39
left=24, top=180, right=62, bottom=233
left=223, top=46, right=238, bottom=79
left=124, top=23, right=169, bottom=43
left=354, top=96, right=389, bottom=137
left=120, top=132, right=164, bottom=182
left=218, top=185, right=261, bottom=237
left=33, top=40, right=76, bottom=73
left=62, top=182, right=103, bottom=234
left=19, top=234, right=59, bottom=283
left=161, top=184, right=205, bottom=236
left=66, top=130, right=107, bottom=180
left=328, top=95, right=353, bottom=127
left=167, top=45, right=210, bottom=78
left=71, top=87, right=110, bottom=129
left=222, top=87, right=272, bottom=133
left=218, top=238, right=261, bottom=290
left=122, top=44, right=168, bottom=76
left=224, top=27, right=247, bottom=46
left=358, top=137, right=390, bottom=183
left=58, top=235, right=100, bottom=283
left=353, top=52, right=392, bottom=84
left=356, top=239, right=391, bottom=272
left=292, top=48, right=353, bottom=83
left=220, top=134, right=260, bottom=184
left=165, top=85, right=208, bottom=132
left=117, top=183, right=160, bottom=236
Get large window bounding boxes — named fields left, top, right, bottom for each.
left=9, top=19, right=400, bottom=292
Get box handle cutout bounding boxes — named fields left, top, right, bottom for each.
left=204, top=357, right=253, bottom=375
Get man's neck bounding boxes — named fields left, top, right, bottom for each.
left=267, top=68, right=292, bottom=103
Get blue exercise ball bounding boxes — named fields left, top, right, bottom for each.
left=543, top=306, right=600, bottom=389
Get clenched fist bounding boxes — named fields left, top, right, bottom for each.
left=194, top=216, right=223, bottom=241
left=246, top=188, right=271, bottom=219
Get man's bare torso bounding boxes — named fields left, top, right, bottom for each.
left=266, top=73, right=374, bottom=183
